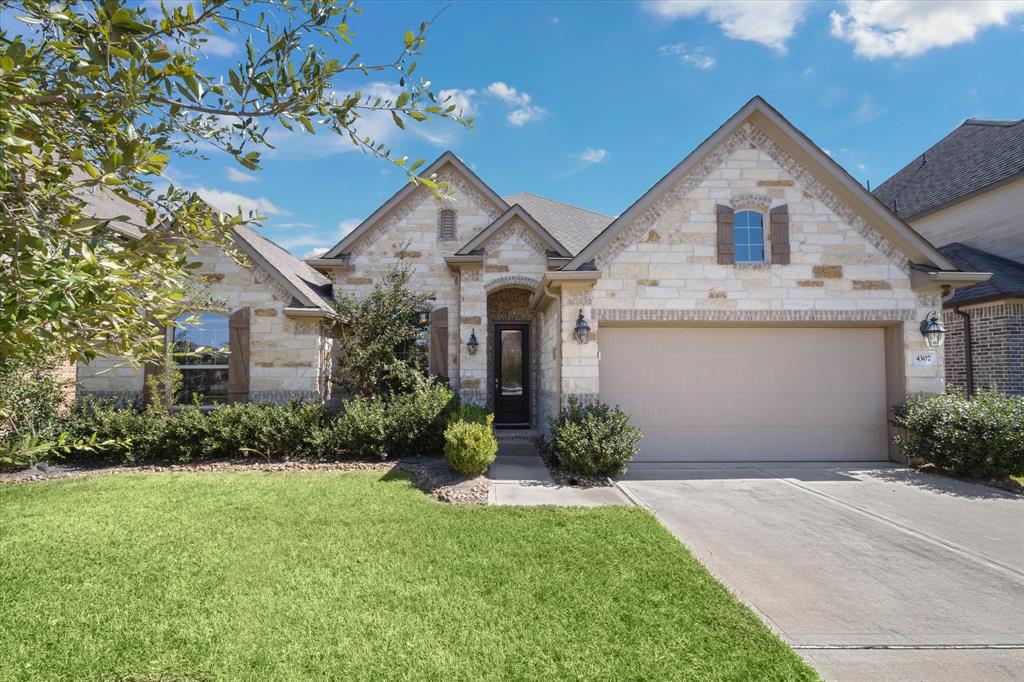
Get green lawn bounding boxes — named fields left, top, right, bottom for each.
left=0, top=471, right=817, bottom=681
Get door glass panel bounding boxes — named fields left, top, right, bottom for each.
left=500, top=330, right=523, bottom=395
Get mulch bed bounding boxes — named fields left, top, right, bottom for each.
left=533, top=437, right=612, bottom=488
left=0, top=457, right=490, bottom=505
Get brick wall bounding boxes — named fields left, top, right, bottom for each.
left=943, top=302, right=1024, bottom=395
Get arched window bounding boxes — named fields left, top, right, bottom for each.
left=438, top=208, right=457, bottom=240
left=734, top=210, right=765, bottom=263
left=170, top=311, right=230, bottom=404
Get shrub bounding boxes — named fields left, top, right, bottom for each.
left=0, top=355, right=75, bottom=466
left=550, top=399, right=641, bottom=477
left=63, top=397, right=332, bottom=465
left=63, top=397, right=167, bottom=465
left=893, top=390, right=1024, bottom=480
left=444, top=420, right=497, bottom=475
left=321, top=377, right=454, bottom=459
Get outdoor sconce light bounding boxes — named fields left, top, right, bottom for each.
left=467, top=329, right=479, bottom=355
left=919, top=310, right=946, bottom=348
left=574, top=310, right=591, bottom=344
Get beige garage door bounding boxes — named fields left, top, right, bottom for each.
left=599, top=327, right=889, bottom=462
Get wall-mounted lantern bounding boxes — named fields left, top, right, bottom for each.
left=919, top=311, right=946, bottom=348
left=467, top=329, right=479, bottom=355
left=574, top=310, right=591, bottom=344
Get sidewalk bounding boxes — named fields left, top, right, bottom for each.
left=487, top=437, right=633, bottom=506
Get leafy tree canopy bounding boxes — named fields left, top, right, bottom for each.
left=0, top=0, right=468, bottom=369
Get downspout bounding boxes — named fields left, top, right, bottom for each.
left=542, top=282, right=562, bottom=416
left=954, top=307, right=974, bottom=396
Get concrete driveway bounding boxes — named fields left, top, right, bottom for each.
left=618, top=463, right=1024, bottom=682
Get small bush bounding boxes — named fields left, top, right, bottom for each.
left=550, top=399, right=641, bottom=477
left=893, top=390, right=1024, bottom=480
left=0, top=355, right=75, bottom=466
left=444, top=420, right=497, bottom=475
left=321, top=377, right=455, bottom=459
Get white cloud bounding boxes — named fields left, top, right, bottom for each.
left=274, top=233, right=327, bottom=250
left=303, top=247, right=328, bottom=259
left=645, top=0, right=809, bottom=53
left=507, top=106, right=548, bottom=127
left=225, top=167, right=257, bottom=184
left=276, top=222, right=314, bottom=229
left=485, top=81, right=532, bottom=106
left=439, top=88, right=477, bottom=118
left=830, top=0, right=1024, bottom=59
left=201, top=34, right=238, bottom=57
left=577, top=148, right=610, bottom=164
left=851, top=94, right=886, bottom=124
left=823, top=148, right=833, bottom=157
left=194, top=186, right=287, bottom=216
left=659, top=43, right=716, bottom=69
left=338, top=218, right=361, bottom=236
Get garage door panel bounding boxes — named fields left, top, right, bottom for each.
left=599, top=327, right=889, bottom=462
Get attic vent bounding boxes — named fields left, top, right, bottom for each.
left=438, top=209, right=457, bottom=240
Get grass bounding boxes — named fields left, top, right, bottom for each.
left=0, top=471, right=817, bottom=681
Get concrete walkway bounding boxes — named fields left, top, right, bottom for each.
left=487, top=437, right=632, bottom=506
left=618, top=463, right=1024, bottom=682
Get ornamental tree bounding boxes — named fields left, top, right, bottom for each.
left=0, top=0, right=469, bottom=368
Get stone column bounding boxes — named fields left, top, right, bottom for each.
left=457, top=266, right=487, bottom=405
left=559, top=283, right=599, bottom=406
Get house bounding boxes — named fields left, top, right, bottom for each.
left=78, top=96, right=987, bottom=463
left=874, top=118, right=1024, bottom=394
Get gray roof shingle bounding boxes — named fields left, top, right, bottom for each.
left=940, top=242, right=1024, bottom=306
left=502, top=192, right=613, bottom=255
left=873, top=119, right=1024, bottom=220
left=233, top=224, right=334, bottom=312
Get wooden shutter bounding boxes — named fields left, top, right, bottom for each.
left=142, top=320, right=167, bottom=405
left=770, top=204, right=791, bottom=265
left=228, top=307, right=250, bottom=404
left=428, top=307, right=449, bottom=378
left=716, top=204, right=736, bottom=265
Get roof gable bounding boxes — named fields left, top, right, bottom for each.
left=874, top=119, right=1024, bottom=220
left=322, top=151, right=508, bottom=258
left=940, top=242, right=1024, bottom=306
left=455, top=204, right=571, bottom=257
left=564, top=96, right=957, bottom=272
left=233, top=224, right=334, bottom=312
left=501, top=192, right=612, bottom=255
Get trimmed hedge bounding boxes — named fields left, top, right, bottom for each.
left=444, top=419, right=497, bottom=475
left=893, top=390, right=1024, bottom=480
left=550, top=399, right=641, bottom=477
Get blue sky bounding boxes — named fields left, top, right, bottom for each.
left=163, top=0, right=1024, bottom=258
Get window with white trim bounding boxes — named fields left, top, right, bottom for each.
left=734, top=210, right=765, bottom=263
left=170, top=312, right=230, bottom=404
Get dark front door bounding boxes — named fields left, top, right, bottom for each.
left=494, top=323, right=529, bottom=425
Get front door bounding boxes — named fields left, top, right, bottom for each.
left=494, top=323, right=529, bottom=426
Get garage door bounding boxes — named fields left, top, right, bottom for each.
left=599, top=327, right=889, bottom=462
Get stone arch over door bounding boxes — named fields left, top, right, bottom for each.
left=486, top=286, right=540, bottom=426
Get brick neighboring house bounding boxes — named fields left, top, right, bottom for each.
left=874, top=118, right=1024, bottom=395
left=78, top=97, right=990, bottom=462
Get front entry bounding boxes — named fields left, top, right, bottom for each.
left=493, top=323, right=530, bottom=426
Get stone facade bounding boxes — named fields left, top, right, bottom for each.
left=332, top=169, right=504, bottom=399
left=551, top=122, right=946, bottom=405
left=77, top=244, right=330, bottom=404
left=942, top=302, right=1024, bottom=395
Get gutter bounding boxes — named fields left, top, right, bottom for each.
left=909, top=266, right=992, bottom=292
left=283, top=307, right=331, bottom=319
left=953, top=307, right=975, bottom=396
left=528, top=270, right=600, bottom=311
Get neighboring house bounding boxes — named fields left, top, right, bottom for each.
left=302, top=96, right=983, bottom=463
left=874, top=118, right=1024, bottom=394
